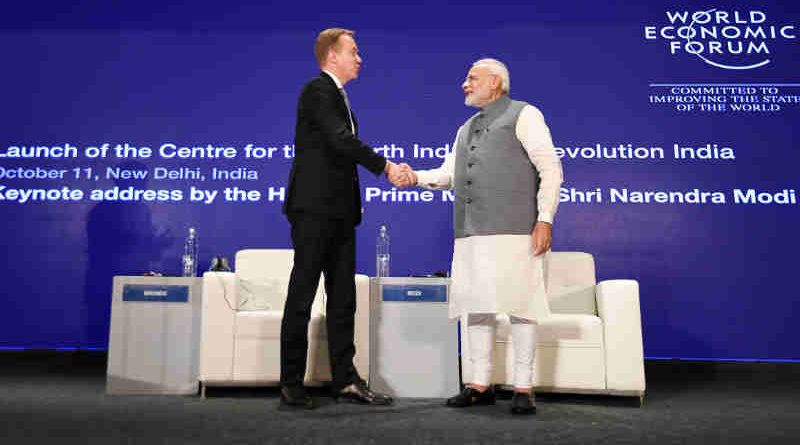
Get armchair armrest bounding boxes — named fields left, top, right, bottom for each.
left=353, top=274, right=370, bottom=381
left=596, top=279, right=646, bottom=394
left=199, top=271, right=237, bottom=381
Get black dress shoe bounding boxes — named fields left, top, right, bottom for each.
left=445, top=386, right=496, bottom=407
left=510, top=392, right=536, bottom=415
left=279, top=385, right=315, bottom=410
left=335, top=380, right=393, bottom=405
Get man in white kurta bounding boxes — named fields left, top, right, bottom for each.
left=400, top=58, right=562, bottom=415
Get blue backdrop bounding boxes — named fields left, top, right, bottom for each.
left=1, top=1, right=798, bottom=361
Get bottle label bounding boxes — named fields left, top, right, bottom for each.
left=376, top=255, right=390, bottom=277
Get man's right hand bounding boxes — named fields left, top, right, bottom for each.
left=531, top=222, right=553, bottom=257
left=385, top=161, right=416, bottom=188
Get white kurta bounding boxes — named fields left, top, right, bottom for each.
left=416, top=103, right=563, bottom=321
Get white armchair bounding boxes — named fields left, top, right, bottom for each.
left=198, top=249, right=371, bottom=394
left=459, top=251, right=646, bottom=401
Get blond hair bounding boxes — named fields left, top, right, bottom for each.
left=315, top=28, right=355, bottom=66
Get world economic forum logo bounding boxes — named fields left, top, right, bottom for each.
left=644, top=9, right=796, bottom=70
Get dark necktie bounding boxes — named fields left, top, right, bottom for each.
left=339, top=88, right=355, bottom=134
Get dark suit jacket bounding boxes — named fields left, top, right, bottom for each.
left=283, top=72, right=386, bottom=225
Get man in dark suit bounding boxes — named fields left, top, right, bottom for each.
left=280, top=28, right=400, bottom=409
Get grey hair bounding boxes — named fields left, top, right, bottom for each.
left=472, top=58, right=510, bottom=93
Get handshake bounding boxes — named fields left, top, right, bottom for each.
left=384, top=161, right=417, bottom=188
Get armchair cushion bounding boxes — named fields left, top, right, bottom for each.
left=234, top=249, right=325, bottom=313
left=545, top=252, right=597, bottom=315
left=236, top=310, right=284, bottom=338
left=538, top=313, right=604, bottom=347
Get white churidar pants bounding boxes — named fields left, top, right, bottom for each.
left=467, top=313, right=536, bottom=389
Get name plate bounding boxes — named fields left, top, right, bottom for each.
left=382, top=284, right=447, bottom=302
left=122, top=284, right=189, bottom=302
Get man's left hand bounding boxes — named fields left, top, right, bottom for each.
left=531, top=222, right=552, bottom=257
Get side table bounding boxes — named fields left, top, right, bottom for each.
left=368, top=277, right=460, bottom=398
left=106, top=275, right=203, bottom=395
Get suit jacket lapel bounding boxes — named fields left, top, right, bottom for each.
left=320, top=71, right=353, bottom=131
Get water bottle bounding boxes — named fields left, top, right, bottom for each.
left=376, top=224, right=390, bottom=277
left=182, top=227, right=199, bottom=277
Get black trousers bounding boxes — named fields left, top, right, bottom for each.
left=280, top=213, right=360, bottom=391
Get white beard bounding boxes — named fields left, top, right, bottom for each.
left=464, top=90, right=491, bottom=107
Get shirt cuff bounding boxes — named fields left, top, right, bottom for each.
left=414, top=170, right=441, bottom=188
left=537, top=212, right=554, bottom=224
